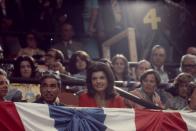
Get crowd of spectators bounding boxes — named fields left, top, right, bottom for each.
left=0, top=43, right=195, bottom=111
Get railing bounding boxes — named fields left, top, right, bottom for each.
left=102, top=27, right=138, bottom=62
left=8, top=75, right=161, bottom=109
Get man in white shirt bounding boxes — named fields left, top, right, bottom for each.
left=151, top=45, right=176, bottom=83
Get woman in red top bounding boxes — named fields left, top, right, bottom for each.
left=79, top=62, right=125, bottom=108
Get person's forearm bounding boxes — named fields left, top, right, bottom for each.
left=88, top=8, right=98, bottom=33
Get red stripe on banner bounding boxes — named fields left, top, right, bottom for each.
left=0, top=102, right=25, bottom=131
left=135, top=109, right=188, bottom=131
left=161, top=111, right=188, bottom=131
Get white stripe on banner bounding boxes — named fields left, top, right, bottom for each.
left=180, top=111, right=196, bottom=131
left=103, top=108, right=136, bottom=131
left=15, top=103, right=57, bottom=131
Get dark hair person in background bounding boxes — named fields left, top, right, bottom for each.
left=79, top=62, right=125, bottom=108
left=11, top=55, right=39, bottom=102
left=44, top=48, right=67, bottom=74
left=68, top=51, right=91, bottom=91
left=69, top=51, right=91, bottom=79
left=12, top=55, right=37, bottom=78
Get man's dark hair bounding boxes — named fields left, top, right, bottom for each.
left=48, top=48, right=65, bottom=64
left=40, top=71, right=61, bottom=88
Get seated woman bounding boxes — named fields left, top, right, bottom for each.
left=183, top=82, right=196, bottom=111
left=12, top=55, right=37, bottom=78
left=125, top=69, right=163, bottom=109
left=67, top=51, right=91, bottom=92
left=168, top=73, right=193, bottom=110
left=69, top=51, right=91, bottom=80
left=79, top=62, right=125, bottom=108
left=111, top=54, right=133, bottom=81
left=11, top=55, right=40, bottom=102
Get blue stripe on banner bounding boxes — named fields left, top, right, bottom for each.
left=48, top=105, right=107, bottom=131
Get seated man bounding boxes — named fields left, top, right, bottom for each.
left=0, top=68, right=9, bottom=102
left=180, top=54, right=196, bottom=81
left=34, top=72, right=64, bottom=106
left=150, top=45, right=177, bottom=83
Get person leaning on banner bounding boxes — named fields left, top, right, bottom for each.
left=34, top=72, right=64, bottom=106
left=183, top=82, right=196, bottom=111
left=0, top=68, right=9, bottom=102
left=79, top=62, right=126, bottom=108
left=125, top=69, right=164, bottom=109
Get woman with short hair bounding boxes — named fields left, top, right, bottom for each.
left=168, top=73, right=193, bottom=110
left=125, top=69, right=163, bottom=109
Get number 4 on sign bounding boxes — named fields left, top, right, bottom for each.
left=143, top=8, right=161, bottom=30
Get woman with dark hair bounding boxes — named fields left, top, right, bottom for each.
left=69, top=51, right=91, bottom=79
left=111, top=54, right=133, bottom=81
left=79, top=62, right=125, bottom=108
left=12, top=55, right=37, bottom=78
left=125, top=69, right=163, bottom=109
left=11, top=55, right=39, bottom=102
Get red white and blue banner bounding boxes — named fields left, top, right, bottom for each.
left=0, top=102, right=196, bottom=131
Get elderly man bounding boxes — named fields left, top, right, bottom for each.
left=0, top=68, right=9, bottom=102
left=150, top=45, right=177, bottom=83
left=180, top=54, right=196, bottom=81
left=34, top=72, right=64, bottom=105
